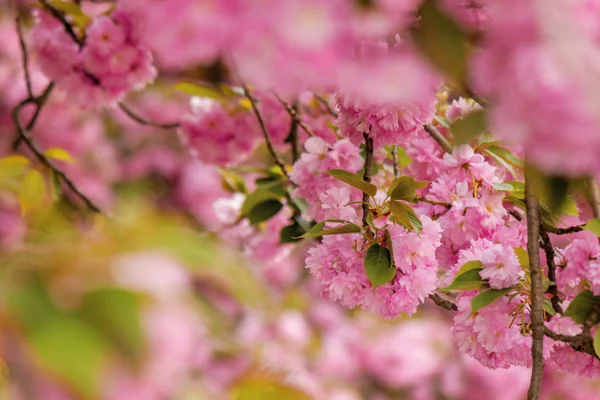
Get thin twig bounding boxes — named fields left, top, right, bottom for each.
left=540, top=228, right=563, bottom=314
left=13, top=83, right=56, bottom=150
left=361, top=133, right=374, bottom=227
left=286, top=101, right=300, bottom=163
left=15, top=15, right=32, bottom=99
left=424, top=124, right=452, bottom=154
left=118, top=103, right=181, bottom=129
left=39, top=0, right=83, bottom=47
left=525, top=165, right=545, bottom=400
left=242, top=85, right=289, bottom=179
left=275, top=94, right=315, bottom=137
left=391, top=146, right=400, bottom=178
left=429, top=293, right=458, bottom=311
left=417, top=196, right=451, bottom=208
left=543, top=327, right=596, bottom=358
left=465, top=87, right=489, bottom=107
left=509, top=209, right=523, bottom=221
left=541, top=223, right=583, bottom=235
left=13, top=101, right=103, bottom=213
left=314, top=94, right=338, bottom=118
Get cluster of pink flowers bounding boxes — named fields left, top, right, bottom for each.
left=31, top=9, right=156, bottom=108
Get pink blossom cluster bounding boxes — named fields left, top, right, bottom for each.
left=31, top=10, right=156, bottom=108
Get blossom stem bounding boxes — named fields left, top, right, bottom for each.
left=362, top=133, right=373, bottom=227
left=525, top=165, right=545, bottom=400
left=118, top=103, right=181, bottom=130
left=424, top=124, right=452, bottom=154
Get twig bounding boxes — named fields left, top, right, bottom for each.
left=13, top=83, right=56, bottom=150
left=539, top=228, right=563, bottom=314
left=429, top=293, right=458, bottom=311
left=424, top=124, right=452, bottom=154
left=525, top=165, right=545, bottom=400
left=285, top=101, right=300, bottom=163
left=275, top=94, right=315, bottom=137
left=541, top=223, right=583, bottom=235
left=543, top=327, right=596, bottom=358
left=242, top=85, right=289, bottom=179
left=361, top=133, right=374, bottom=227
left=391, top=146, right=400, bottom=178
left=417, top=196, right=451, bottom=208
left=314, top=94, right=338, bottom=118
left=39, top=0, right=83, bottom=47
left=465, top=87, right=489, bottom=108
left=15, top=15, right=32, bottom=99
left=13, top=100, right=103, bottom=213
left=118, top=103, right=181, bottom=129
left=509, top=209, right=523, bottom=221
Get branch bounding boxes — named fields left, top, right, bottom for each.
left=417, top=196, right=451, bottom=208
left=285, top=101, right=300, bottom=163
left=314, top=94, right=338, bottom=118
left=242, top=85, right=290, bottom=179
left=541, top=223, right=583, bottom=235
left=15, top=14, right=33, bottom=99
left=464, top=87, right=489, bottom=108
left=525, top=165, right=545, bottom=400
left=362, top=133, right=374, bottom=227
left=13, top=100, right=103, bottom=213
left=39, top=0, right=83, bottom=47
left=539, top=229, right=563, bottom=314
left=429, top=293, right=457, bottom=311
left=543, top=327, right=597, bottom=358
left=391, top=146, right=400, bottom=178
left=424, top=124, right=452, bottom=154
left=275, top=94, right=315, bottom=137
left=118, top=103, right=181, bottom=129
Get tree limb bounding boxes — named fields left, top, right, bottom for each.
left=361, top=133, right=373, bottom=227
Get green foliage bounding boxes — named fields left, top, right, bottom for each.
left=326, top=169, right=377, bottom=197
left=471, top=287, right=513, bottom=314
left=594, top=330, right=600, bottom=358
left=443, top=262, right=485, bottom=291
left=364, top=244, right=395, bottom=288
left=231, top=373, right=311, bottom=400
left=45, top=147, right=74, bottom=163
left=388, top=201, right=422, bottom=232
left=451, top=110, right=487, bottom=144
left=175, top=82, right=228, bottom=102
left=19, top=169, right=46, bottom=215
left=564, top=290, right=600, bottom=325
left=388, top=176, right=429, bottom=202
left=584, top=219, right=600, bottom=237
left=300, top=222, right=361, bottom=238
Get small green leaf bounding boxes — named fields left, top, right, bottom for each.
left=218, top=169, right=247, bottom=194
left=471, top=288, right=513, bottom=313
left=44, top=148, right=74, bottom=163
left=543, top=298, right=557, bottom=316
left=19, top=169, right=46, bottom=215
left=564, top=290, right=600, bottom=325
left=46, top=0, right=90, bottom=29
left=241, top=189, right=283, bottom=216
left=412, top=0, right=469, bottom=86
left=492, top=182, right=514, bottom=191
left=388, top=176, right=429, bottom=201
left=280, top=222, right=305, bottom=243
left=301, top=223, right=361, bottom=238
left=0, top=155, right=30, bottom=183
left=247, top=200, right=283, bottom=225
left=81, top=288, right=146, bottom=364
left=326, top=169, right=377, bottom=197
left=385, top=229, right=395, bottom=268
left=443, top=268, right=485, bottom=291
left=175, top=82, right=226, bottom=101
left=456, top=260, right=483, bottom=276
left=515, top=247, right=529, bottom=268
left=451, top=110, right=487, bottom=145
left=364, top=244, right=395, bottom=288
left=594, top=330, right=600, bottom=358
left=584, top=219, right=600, bottom=237
left=388, top=201, right=422, bottom=232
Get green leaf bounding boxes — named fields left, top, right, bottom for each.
left=301, top=223, right=361, bottom=238
left=451, top=110, right=487, bottom=145
left=456, top=260, right=483, bottom=276
left=44, top=148, right=74, bottom=163
left=388, top=201, right=422, bottom=232
left=483, top=148, right=519, bottom=179
left=175, top=82, right=226, bottom=101
left=280, top=222, right=305, bottom=243
left=594, top=330, right=600, bottom=358
left=584, top=219, right=600, bottom=237
left=19, top=169, right=46, bottom=215
left=413, top=0, right=469, bottom=86
left=515, top=247, right=529, bottom=268
left=326, top=169, right=377, bottom=197
left=0, top=155, right=30, bottom=184
left=231, top=374, right=311, bottom=400
left=471, top=288, right=513, bottom=313
left=80, top=288, right=146, bottom=364
left=443, top=268, right=485, bottom=291
left=241, top=189, right=283, bottom=216
left=388, top=176, right=429, bottom=201
left=385, top=229, right=395, bottom=268
left=28, top=316, right=109, bottom=400
left=492, top=182, right=514, bottom=191
left=46, top=0, right=90, bottom=29
left=543, top=298, right=557, bottom=316
left=247, top=200, right=283, bottom=225
left=564, top=290, right=600, bottom=325
left=364, top=244, right=395, bottom=288
left=218, top=169, right=247, bottom=194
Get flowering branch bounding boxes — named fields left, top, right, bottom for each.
left=362, top=133, right=374, bottom=227
left=118, top=103, right=181, bottom=130
left=525, top=166, right=545, bottom=400
left=242, top=85, right=290, bottom=179
left=539, top=229, right=563, bottom=314
left=429, top=293, right=457, bottom=311
left=39, top=0, right=83, bottom=47
left=424, top=124, right=452, bottom=153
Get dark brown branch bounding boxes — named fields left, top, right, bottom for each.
left=13, top=100, right=102, bottom=213
left=15, top=15, right=33, bottom=98
left=286, top=102, right=300, bottom=163
left=464, top=87, right=489, bottom=108
left=242, top=85, right=290, bottom=179
left=539, top=228, right=563, bottom=314
left=429, top=293, right=458, bottom=311
left=361, top=133, right=374, bottom=227
left=314, top=94, right=338, bottom=118
left=543, top=327, right=597, bottom=358
left=13, top=82, right=56, bottom=150
left=275, top=94, right=315, bottom=138
left=541, top=224, right=583, bottom=235
left=509, top=209, right=523, bottom=221
left=118, top=103, right=181, bottom=130
left=424, top=124, right=452, bottom=154
left=39, top=0, right=83, bottom=47
left=417, top=196, right=451, bottom=208
left=525, top=166, right=545, bottom=400
left=391, top=146, right=400, bottom=178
